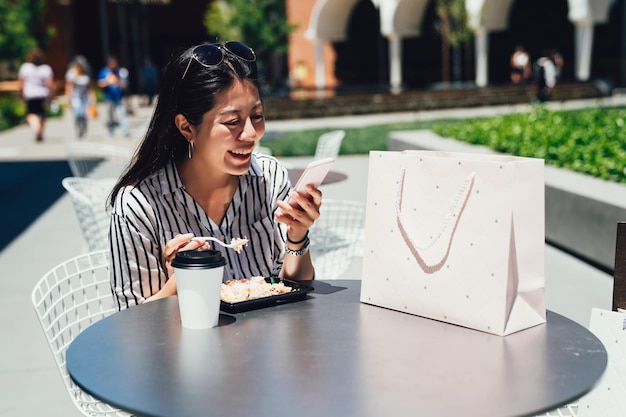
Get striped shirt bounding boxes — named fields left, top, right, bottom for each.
left=109, top=154, right=291, bottom=310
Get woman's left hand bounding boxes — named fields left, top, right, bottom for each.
left=276, top=184, right=322, bottom=241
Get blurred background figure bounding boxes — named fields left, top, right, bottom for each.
left=510, top=45, right=531, bottom=84
left=140, top=57, right=158, bottom=107
left=17, top=48, right=54, bottom=142
left=534, top=49, right=558, bottom=102
left=65, top=55, right=93, bottom=138
left=97, top=55, right=130, bottom=137
left=66, top=54, right=92, bottom=78
left=551, top=48, right=564, bottom=82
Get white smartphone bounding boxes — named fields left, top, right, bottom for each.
left=288, top=157, right=335, bottom=205
left=293, top=157, right=335, bottom=191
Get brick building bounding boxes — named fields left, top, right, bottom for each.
left=34, top=0, right=626, bottom=96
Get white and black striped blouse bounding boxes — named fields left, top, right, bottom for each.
left=109, top=154, right=292, bottom=310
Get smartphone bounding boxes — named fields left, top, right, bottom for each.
left=288, top=157, right=335, bottom=205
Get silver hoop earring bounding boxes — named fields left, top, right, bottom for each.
left=188, top=141, right=194, bottom=159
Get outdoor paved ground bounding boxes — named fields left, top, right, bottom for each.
left=0, top=94, right=621, bottom=416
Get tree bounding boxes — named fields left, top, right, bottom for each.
left=0, top=0, right=54, bottom=78
left=204, top=0, right=296, bottom=87
left=435, top=0, right=473, bottom=84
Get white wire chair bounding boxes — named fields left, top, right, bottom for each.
left=66, top=141, right=133, bottom=179
left=309, top=199, right=365, bottom=279
left=30, top=250, right=132, bottom=416
left=314, top=130, right=345, bottom=160
left=62, top=177, right=116, bottom=252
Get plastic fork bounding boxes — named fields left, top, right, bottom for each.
left=192, top=236, right=249, bottom=253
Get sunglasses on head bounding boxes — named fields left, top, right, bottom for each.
left=181, top=41, right=256, bottom=80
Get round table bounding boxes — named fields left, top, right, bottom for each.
left=67, top=280, right=607, bottom=417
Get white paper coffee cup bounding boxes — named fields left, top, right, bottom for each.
left=172, top=249, right=226, bottom=329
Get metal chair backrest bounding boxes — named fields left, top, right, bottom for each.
left=314, top=130, right=345, bottom=160
left=30, top=250, right=132, bottom=416
left=66, top=141, right=133, bottom=179
left=62, top=177, right=116, bottom=252
left=309, top=199, right=365, bottom=279
left=613, top=221, right=626, bottom=311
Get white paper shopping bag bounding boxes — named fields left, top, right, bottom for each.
left=360, top=150, right=546, bottom=336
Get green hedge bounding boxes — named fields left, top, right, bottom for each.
left=0, top=95, right=63, bottom=131
left=0, top=96, right=26, bottom=130
left=263, top=104, right=626, bottom=184
left=431, top=105, right=626, bottom=184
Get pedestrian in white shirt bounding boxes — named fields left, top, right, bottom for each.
left=18, top=48, right=54, bottom=142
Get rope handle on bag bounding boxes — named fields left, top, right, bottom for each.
left=395, top=166, right=476, bottom=271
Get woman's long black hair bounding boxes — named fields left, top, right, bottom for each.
left=108, top=42, right=260, bottom=207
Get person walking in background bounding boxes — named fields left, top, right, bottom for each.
left=17, top=48, right=54, bottom=142
left=510, top=45, right=531, bottom=84
left=533, top=49, right=558, bottom=102
left=65, top=56, right=93, bottom=138
left=140, top=56, right=158, bottom=107
left=551, top=49, right=564, bottom=82
left=97, top=55, right=130, bottom=137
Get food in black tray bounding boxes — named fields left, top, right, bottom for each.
left=220, top=276, right=313, bottom=313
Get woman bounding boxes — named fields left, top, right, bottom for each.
left=108, top=41, right=320, bottom=310
left=65, top=56, right=93, bottom=138
left=18, top=48, right=54, bottom=142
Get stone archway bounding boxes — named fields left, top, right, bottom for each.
left=333, top=0, right=386, bottom=87
left=303, top=0, right=615, bottom=89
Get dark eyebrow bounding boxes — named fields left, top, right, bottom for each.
left=218, top=101, right=263, bottom=117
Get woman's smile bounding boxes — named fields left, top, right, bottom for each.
left=228, top=147, right=253, bottom=161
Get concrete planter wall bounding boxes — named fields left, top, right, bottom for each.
left=388, top=130, right=626, bottom=272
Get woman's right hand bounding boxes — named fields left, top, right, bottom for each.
left=163, top=233, right=209, bottom=271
